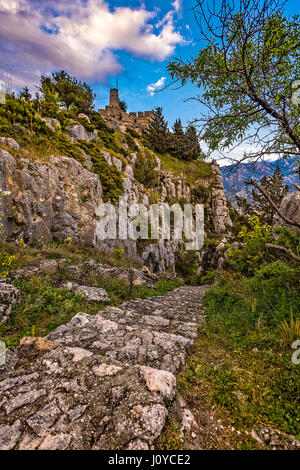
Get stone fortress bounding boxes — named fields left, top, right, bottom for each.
left=98, top=88, right=154, bottom=133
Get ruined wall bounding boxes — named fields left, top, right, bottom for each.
left=99, top=89, right=154, bottom=133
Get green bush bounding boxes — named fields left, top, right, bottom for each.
left=79, top=141, right=123, bottom=202
left=227, top=216, right=274, bottom=275
left=134, top=150, right=159, bottom=188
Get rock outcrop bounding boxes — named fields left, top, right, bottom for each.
left=0, top=286, right=208, bottom=450
left=274, top=190, right=300, bottom=233
left=0, top=282, right=21, bottom=323
left=0, top=130, right=232, bottom=271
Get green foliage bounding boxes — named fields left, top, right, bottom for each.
left=236, top=166, right=289, bottom=225
left=156, top=419, right=183, bottom=450
left=119, top=100, right=128, bottom=112
left=227, top=216, right=273, bottom=274
left=89, top=111, right=115, bottom=136
left=0, top=250, right=15, bottom=278
left=0, top=241, right=181, bottom=346
left=144, top=107, right=171, bottom=154
left=170, top=121, right=203, bottom=161
left=79, top=142, right=123, bottom=202
left=197, top=263, right=300, bottom=439
left=168, top=1, right=300, bottom=162
left=0, top=94, right=49, bottom=136
left=191, top=183, right=210, bottom=203
left=123, top=133, right=139, bottom=153
left=175, top=249, right=198, bottom=283
left=158, top=152, right=212, bottom=186
left=18, top=87, right=32, bottom=101
left=126, top=127, right=140, bottom=139
left=39, top=71, right=95, bottom=113
left=134, top=149, right=159, bottom=188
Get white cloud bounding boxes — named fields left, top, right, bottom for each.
left=146, top=76, right=166, bottom=96
left=172, top=0, right=183, bottom=12
left=0, top=0, right=184, bottom=89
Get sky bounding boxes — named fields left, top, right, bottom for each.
left=0, top=0, right=299, bottom=164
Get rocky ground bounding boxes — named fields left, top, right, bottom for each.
left=0, top=285, right=208, bottom=450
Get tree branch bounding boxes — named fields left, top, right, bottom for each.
left=265, top=243, right=300, bottom=262
left=245, top=179, right=300, bottom=229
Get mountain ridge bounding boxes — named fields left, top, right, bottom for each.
left=220, top=157, right=299, bottom=204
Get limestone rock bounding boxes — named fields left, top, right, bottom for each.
left=0, top=283, right=21, bottom=322
left=139, top=365, right=176, bottom=399
left=62, top=282, right=109, bottom=302
left=41, top=117, right=61, bottom=132
left=78, top=113, right=91, bottom=123
left=0, top=136, right=20, bottom=150
left=0, top=151, right=102, bottom=246
left=18, top=337, right=60, bottom=363
left=274, top=191, right=300, bottom=233
left=0, top=286, right=210, bottom=450
left=65, top=121, right=97, bottom=143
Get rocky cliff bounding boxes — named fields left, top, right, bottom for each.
left=0, top=119, right=231, bottom=272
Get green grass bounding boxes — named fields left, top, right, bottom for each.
left=158, top=152, right=212, bottom=185
left=174, top=270, right=300, bottom=447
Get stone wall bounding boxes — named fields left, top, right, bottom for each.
left=98, top=88, right=154, bottom=133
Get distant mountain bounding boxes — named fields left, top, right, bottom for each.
left=220, top=157, right=299, bottom=204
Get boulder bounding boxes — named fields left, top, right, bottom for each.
left=274, top=191, right=300, bottom=233
left=78, top=113, right=91, bottom=123
left=0, top=136, right=20, bottom=151
left=18, top=337, right=60, bottom=363
left=0, top=283, right=21, bottom=322
left=41, top=118, right=60, bottom=132
left=62, top=282, right=110, bottom=302
left=65, top=121, right=97, bottom=143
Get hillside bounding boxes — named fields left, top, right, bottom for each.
left=221, top=157, right=299, bottom=204
left=0, top=93, right=299, bottom=451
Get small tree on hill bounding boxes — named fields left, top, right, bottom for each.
left=19, top=87, right=32, bottom=101
left=119, top=100, right=128, bottom=112
left=145, top=107, right=171, bottom=154
left=184, top=124, right=202, bottom=161
left=236, top=166, right=289, bottom=225
left=170, top=118, right=186, bottom=159
left=39, top=71, right=95, bottom=113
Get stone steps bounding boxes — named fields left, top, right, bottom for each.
left=0, top=286, right=208, bottom=450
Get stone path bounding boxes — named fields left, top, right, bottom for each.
left=0, top=286, right=208, bottom=450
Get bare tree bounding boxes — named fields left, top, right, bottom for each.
left=168, top=0, right=300, bottom=165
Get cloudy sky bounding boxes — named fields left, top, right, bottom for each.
left=0, top=0, right=297, bottom=164
left=0, top=0, right=199, bottom=121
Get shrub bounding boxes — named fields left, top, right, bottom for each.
left=278, top=316, right=300, bottom=344
left=134, top=150, right=159, bottom=188
left=227, top=216, right=273, bottom=275
left=79, top=141, right=123, bottom=202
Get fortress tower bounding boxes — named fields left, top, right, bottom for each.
left=109, top=88, right=120, bottom=108
left=98, top=88, right=154, bottom=133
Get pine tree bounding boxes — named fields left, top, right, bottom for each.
left=236, top=166, right=289, bottom=225
left=170, top=118, right=186, bottom=159
left=145, top=107, right=170, bottom=154
left=19, top=87, right=32, bottom=101
left=184, top=124, right=202, bottom=161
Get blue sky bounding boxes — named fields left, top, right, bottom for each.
left=0, top=0, right=205, bottom=128
left=0, top=0, right=299, bottom=163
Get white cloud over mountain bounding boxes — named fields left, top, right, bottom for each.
left=0, top=0, right=184, bottom=89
